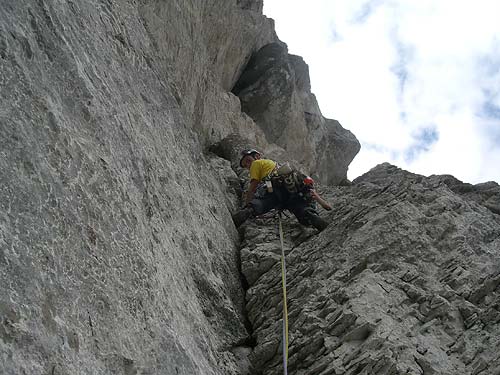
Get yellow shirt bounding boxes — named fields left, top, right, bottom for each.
left=249, top=159, right=276, bottom=182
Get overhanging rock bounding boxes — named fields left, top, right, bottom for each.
left=233, top=42, right=360, bottom=185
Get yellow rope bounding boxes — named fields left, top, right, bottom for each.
left=278, top=213, right=289, bottom=375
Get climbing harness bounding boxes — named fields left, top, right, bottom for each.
left=278, top=212, right=289, bottom=375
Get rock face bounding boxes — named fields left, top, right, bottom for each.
left=233, top=42, right=360, bottom=185
left=2, top=1, right=498, bottom=375
left=0, top=1, right=277, bottom=374
left=138, top=0, right=277, bottom=146
left=428, top=175, right=500, bottom=215
left=0, top=1, right=359, bottom=373
left=240, top=163, right=500, bottom=374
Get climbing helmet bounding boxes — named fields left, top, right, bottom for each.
left=239, top=149, right=261, bottom=168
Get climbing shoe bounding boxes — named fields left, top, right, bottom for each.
left=232, top=207, right=254, bottom=228
left=309, top=214, right=328, bottom=232
left=303, top=208, right=329, bottom=232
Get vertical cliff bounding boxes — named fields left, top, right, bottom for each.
left=0, top=1, right=271, bottom=373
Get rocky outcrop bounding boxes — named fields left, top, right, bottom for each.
left=240, top=163, right=500, bottom=374
left=233, top=42, right=360, bottom=185
left=428, top=175, right=500, bottom=215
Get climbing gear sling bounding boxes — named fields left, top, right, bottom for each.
left=278, top=212, right=289, bottom=375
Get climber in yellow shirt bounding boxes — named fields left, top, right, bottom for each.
left=240, top=150, right=277, bottom=206
left=232, top=149, right=331, bottom=231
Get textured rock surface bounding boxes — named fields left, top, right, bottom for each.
left=0, top=1, right=277, bottom=373
left=240, top=163, right=500, bottom=374
left=4, top=0, right=498, bottom=374
left=138, top=0, right=278, bottom=147
left=233, top=42, right=360, bottom=185
left=428, top=175, right=500, bottom=215
left=0, top=1, right=360, bottom=373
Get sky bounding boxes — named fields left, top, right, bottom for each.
left=263, top=0, right=500, bottom=184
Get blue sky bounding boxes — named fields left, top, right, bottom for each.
left=263, top=0, right=500, bottom=183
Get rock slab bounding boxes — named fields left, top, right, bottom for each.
left=240, top=163, right=500, bottom=374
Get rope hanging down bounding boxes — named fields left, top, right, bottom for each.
left=278, top=212, right=289, bottom=375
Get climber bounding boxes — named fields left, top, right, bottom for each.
left=232, top=149, right=332, bottom=231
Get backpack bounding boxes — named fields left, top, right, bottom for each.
left=267, top=164, right=313, bottom=197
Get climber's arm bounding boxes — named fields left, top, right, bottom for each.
left=244, top=179, right=260, bottom=206
left=310, top=189, right=332, bottom=211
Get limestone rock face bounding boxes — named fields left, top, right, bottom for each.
left=6, top=0, right=498, bottom=374
left=0, top=1, right=277, bottom=374
left=233, top=42, right=361, bottom=185
left=240, top=163, right=500, bottom=374
left=428, top=174, right=500, bottom=215
left=138, top=0, right=277, bottom=146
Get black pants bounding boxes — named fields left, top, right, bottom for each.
left=250, top=188, right=317, bottom=226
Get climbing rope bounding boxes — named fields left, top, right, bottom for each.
left=278, top=212, right=289, bottom=375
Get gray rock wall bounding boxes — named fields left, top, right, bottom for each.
left=427, top=174, right=500, bottom=215
left=138, top=0, right=278, bottom=147
left=0, top=1, right=275, bottom=373
left=240, top=163, right=500, bottom=374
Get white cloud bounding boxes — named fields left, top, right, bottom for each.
left=264, top=0, right=500, bottom=183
